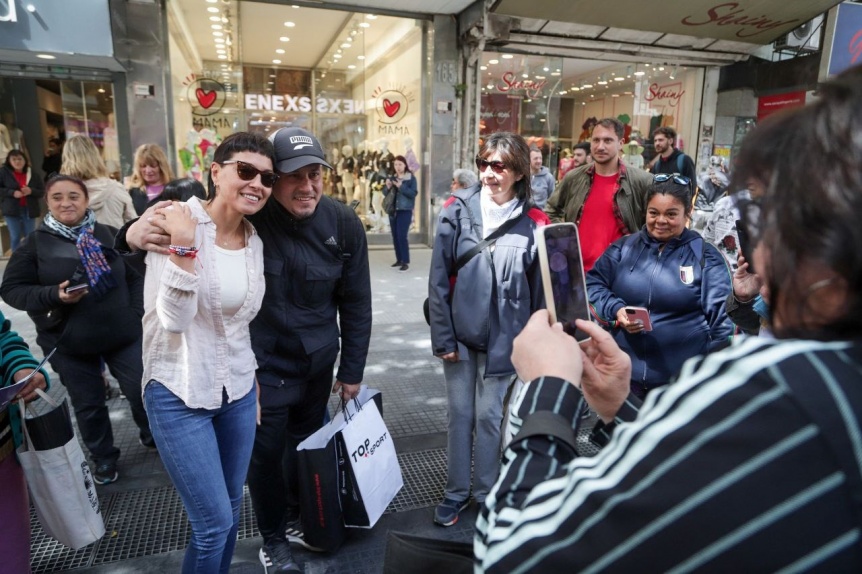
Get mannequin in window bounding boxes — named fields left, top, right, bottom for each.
left=330, top=147, right=342, bottom=198
left=1, top=113, right=29, bottom=164
left=355, top=142, right=368, bottom=217
left=102, top=113, right=120, bottom=179
left=340, top=145, right=355, bottom=205
left=402, top=136, right=420, bottom=174
left=0, top=122, right=11, bottom=164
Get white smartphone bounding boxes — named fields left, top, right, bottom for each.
left=624, top=306, right=653, bottom=331
left=535, top=222, right=592, bottom=342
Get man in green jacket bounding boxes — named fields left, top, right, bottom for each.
left=545, top=117, right=652, bottom=271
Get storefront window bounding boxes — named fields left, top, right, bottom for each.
left=479, top=53, right=703, bottom=177
left=168, top=4, right=425, bottom=236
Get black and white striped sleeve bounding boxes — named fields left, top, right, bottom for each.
left=475, top=338, right=862, bottom=573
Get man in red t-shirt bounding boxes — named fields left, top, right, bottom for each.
left=545, top=118, right=652, bottom=270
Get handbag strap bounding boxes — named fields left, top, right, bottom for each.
left=452, top=198, right=526, bottom=274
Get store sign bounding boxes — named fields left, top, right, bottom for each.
left=757, top=91, right=805, bottom=120
left=371, top=84, right=414, bottom=135
left=644, top=81, right=686, bottom=108
left=185, top=75, right=227, bottom=116
left=480, top=94, right=519, bottom=134
left=496, top=72, right=547, bottom=98
left=492, top=0, right=840, bottom=44
left=245, top=94, right=364, bottom=114
left=827, top=3, right=862, bottom=76
left=0, top=0, right=17, bottom=23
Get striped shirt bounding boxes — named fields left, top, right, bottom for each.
left=476, top=336, right=862, bottom=573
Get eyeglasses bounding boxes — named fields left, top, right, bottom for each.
left=475, top=156, right=508, bottom=174
left=653, top=173, right=691, bottom=186
left=219, top=160, right=279, bottom=188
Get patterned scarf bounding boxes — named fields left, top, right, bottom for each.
left=42, top=209, right=117, bottom=299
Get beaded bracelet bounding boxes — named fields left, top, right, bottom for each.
left=169, top=245, right=198, bottom=258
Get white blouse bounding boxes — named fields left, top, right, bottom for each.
left=141, top=197, right=266, bottom=409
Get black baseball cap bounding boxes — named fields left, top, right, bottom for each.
left=268, top=127, right=333, bottom=174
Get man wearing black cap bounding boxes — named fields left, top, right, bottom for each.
left=119, top=127, right=372, bottom=573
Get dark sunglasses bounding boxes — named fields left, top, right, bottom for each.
left=219, top=160, right=279, bottom=188
left=475, top=156, right=508, bottom=174
left=653, top=172, right=691, bottom=186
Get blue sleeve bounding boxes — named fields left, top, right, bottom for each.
left=429, top=202, right=459, bottom=355
left=701, top=243, right=734, bottom=349
left=400, top=175, right=418, bottom=199
left=586, top=240, right=627, bottom=327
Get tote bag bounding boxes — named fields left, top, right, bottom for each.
left=17, top=389, right=105, bottom=549
left=338, top=396, right=403, bottom=528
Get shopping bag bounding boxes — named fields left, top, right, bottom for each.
left=17, top=389, right=105, bottom=549
left=338, top=396, right=403, bottom=528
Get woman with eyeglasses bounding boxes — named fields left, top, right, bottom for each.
left=383, top=155, right=417, bottom=271
left=141, top=132, right=275, bottom=573
left=428, top=132, right=550, bottom=527
left=586, top=172, right=734, bottom=399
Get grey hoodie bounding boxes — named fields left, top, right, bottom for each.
left=530, top=166, right=555, bottom=209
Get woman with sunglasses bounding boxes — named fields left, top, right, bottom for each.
left=141, top=132, right=276, bottom=573
left=586, top=172, right=734, bottom=399
left=428, top=132, right=549, bottom=527
left=383, top=155, right=417, bottom=271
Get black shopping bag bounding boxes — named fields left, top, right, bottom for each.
left=297, top=418, right=347, bottom=553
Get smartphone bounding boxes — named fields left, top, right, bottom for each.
left=735, top=220, right=754, bottom=274
left=64, top=283, right=88, bottom=294
left=535, top=223, right=592, bottom=342
left=624, top=306, right=653, bottom=331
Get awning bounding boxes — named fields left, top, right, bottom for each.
left=491, top=0, right=841, bottom=45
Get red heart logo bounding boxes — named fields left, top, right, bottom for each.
left=195, top=88, right=217, bottom=109
left=383, top=98, right=401, bottom=118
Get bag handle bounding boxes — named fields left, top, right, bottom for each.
left=17, top=388, right=58, bottom=451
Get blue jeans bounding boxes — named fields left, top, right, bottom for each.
left=5, top=214, right=34, bottom=252
left=144, top=381, right=257, bottom=574
left=389, top=209, right=412, bottom=264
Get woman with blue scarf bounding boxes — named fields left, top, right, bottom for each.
left=0, top=175, right=152, bottom=486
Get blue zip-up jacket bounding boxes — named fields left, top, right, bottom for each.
left=428, top=184, right=548, bottom=377
left=383, top=172, right=417, bottom=211
left=586, top=226, right=733, bottom=389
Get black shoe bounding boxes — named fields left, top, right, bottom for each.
left=139, top=434, right=157, bottom=449
left=391, top=261, right=402, bottom=267
left=399, top=264, right=409, bottom=272
left=93, top=462, right=118, bottom=485
left=284, top=513, right=324, bottom=552
left=259, top=538, right=301, bottom=573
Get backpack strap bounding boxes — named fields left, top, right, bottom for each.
left=452, top=198, right=525, bottom=274
left=676, top=153, right=685, bottom=173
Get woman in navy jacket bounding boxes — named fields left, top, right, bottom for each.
left=384, top=155, right=417, bottom=271
left=587, top=174, right=733, bottom=399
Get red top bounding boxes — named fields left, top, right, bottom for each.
left=12, top=171, right=27, bottom=207
left=578, top=173, right=623, bottom=271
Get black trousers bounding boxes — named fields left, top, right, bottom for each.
left=247, top=345, right=337, bottom=541
left=49, top=337, right=151, bottom=466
